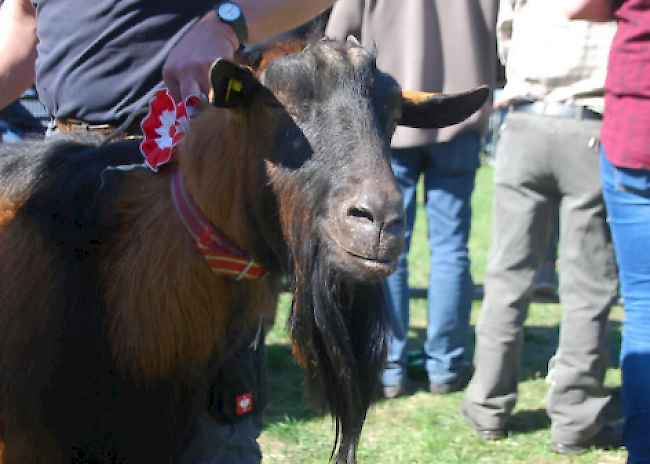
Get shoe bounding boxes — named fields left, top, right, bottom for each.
left=475, top=428, right=507, bottom=441
left=381, top=383, right=407, bottom=399
left=534, top=262, right=558, bottom=296
left=429, top=368, right=473, bottom=395
left=460, top=403, right=506, bottom=440
left=406, top=351, right=428, bottom=381
left=550, top=419, right=624, bottom=455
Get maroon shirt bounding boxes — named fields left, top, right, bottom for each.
left=601, top=0, right=650, bottom=169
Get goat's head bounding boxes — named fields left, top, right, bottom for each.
left=204, top=37, right=487, bottom=280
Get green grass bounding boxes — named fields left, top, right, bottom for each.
left=260, top=164, right=625, bottom=464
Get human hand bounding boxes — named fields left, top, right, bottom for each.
left=564, top=0, right=615, bottom=21
left=163, top=10, right=240, bottom=102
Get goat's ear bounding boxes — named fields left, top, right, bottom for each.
left=399, top=86, right=490, bottom=129
left=209, top=58, right=261, bottom=108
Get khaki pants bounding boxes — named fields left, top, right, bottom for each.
left=462, top=110, right=618, bottom=443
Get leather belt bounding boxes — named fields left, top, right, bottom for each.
left=509, top=102, right=603, bottom=121
left=55, top=117, right=143, bottom=138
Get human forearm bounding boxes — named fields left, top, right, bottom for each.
left=239, top=0, right=334, bottom=43
left=564, top=0, right=615, bottom=21
left=164, top=0, right=334, bottom=100
left=0, top=0, right=38, bottom=111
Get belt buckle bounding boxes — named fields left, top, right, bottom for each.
left=84, top=123, right=112, bottom=132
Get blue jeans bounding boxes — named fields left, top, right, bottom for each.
left=0, top=121, right=26, bottom=143
left=382, top=132, right=479, bottom=387
left=600, top=149, right=650, bottom=464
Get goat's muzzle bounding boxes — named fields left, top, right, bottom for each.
left=324, top=180, right=405, bottom=280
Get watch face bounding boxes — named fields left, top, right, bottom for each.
left=218, top=3, right=241, bottom=22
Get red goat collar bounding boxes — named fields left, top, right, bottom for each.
left=169, top=168, right=267, bottom=281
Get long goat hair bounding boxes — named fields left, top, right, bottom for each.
left=289, top=215, right=387, bottom=463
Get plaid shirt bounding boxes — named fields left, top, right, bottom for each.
left=498, top=0, right=616, bottom=113
left=601, top=0, right=650, bottom=170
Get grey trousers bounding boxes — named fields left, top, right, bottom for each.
left=462, top=111, right=619, bottom=443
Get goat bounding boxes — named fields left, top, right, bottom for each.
left=0, top=37, right=488, bottom=463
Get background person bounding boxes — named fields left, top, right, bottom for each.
left=461, top=0, right=621, bottom=454
left=566, top=1, right=650, bottom=462
left=327, top=0, right=498, bottom=398
left=0, top=0, right=335, bottom=110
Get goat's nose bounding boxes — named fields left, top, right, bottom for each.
left=337, top=188, right=405, bottom=262
left=345, top=192, right=403, bottom=236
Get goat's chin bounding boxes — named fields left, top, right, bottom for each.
left=319, top=221, right=403, bottom=281
left=325, top=243, right=398, bottom=281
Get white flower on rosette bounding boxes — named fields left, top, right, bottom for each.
left=155, top=110, right=178, bottom=150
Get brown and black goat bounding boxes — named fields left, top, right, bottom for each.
left=0, top=38, right=488, bottom=464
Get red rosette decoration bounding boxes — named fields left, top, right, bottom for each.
left=140, top=89, right=202, bottom=171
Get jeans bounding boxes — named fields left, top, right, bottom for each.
left=381, top=132, right=479, bottom=387
left=0, top=121, right=23, bottom=144
left=0, top=85, right=49, bottom=143
left=600, top=149, right=650, bottom=464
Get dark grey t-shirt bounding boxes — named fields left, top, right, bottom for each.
left=32, top=1, right=212, bottom=123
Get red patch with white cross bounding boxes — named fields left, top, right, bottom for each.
left=236, top=392, right=253, bottom=415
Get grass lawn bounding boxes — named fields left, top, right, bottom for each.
left=259, top=163, right=625, bottom=463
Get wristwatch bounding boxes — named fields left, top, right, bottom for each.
left=215, top=1, right=248, bottom=48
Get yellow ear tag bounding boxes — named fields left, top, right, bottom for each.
left=226, top=78, right=243, bottom=101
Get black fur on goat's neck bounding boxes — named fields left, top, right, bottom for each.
left=289, top=230, right=387, bottom=464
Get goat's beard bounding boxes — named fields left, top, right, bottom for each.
left=289, top=231, right=388, bottom=464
